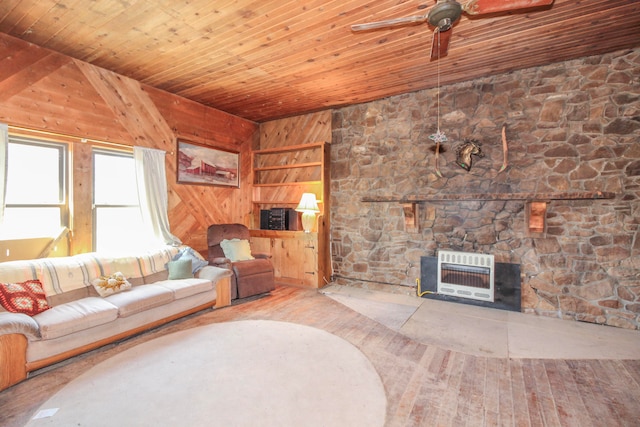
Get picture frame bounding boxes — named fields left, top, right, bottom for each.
left=176, top=140, right=240, bottom=187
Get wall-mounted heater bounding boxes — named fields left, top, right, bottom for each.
left=437, top=250, right=494, bottom=302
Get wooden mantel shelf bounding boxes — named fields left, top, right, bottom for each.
left=362, top=191, right=616, bottom=233
left=362, top=191, right=616, bottom=203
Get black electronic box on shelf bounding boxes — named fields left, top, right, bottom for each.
left=259, top=208, right=299, bottom=231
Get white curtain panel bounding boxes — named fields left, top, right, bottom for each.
left=133, top=146, right=182, bottom=246
left=0, top=123, right=7, bottom=227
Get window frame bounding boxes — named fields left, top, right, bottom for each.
left=4, top=136, right=69, bottom=238
left=91, top=147, right=141, bottom=252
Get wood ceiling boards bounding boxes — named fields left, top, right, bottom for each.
left=0, top=0, right=639, bottom=122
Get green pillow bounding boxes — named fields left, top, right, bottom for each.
left=167, top=259, right=193, bottom=280
left=172, top=247, right=209, bottom=273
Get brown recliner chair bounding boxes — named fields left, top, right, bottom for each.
left=207, top=223, right=275, bottom=300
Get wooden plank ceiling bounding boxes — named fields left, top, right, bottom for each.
left=0, top=0, right=639, bottom=123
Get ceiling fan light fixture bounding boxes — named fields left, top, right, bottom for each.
left=435, top=17, right=453, bottom=31
left=427, top=0, right=463, bottom=29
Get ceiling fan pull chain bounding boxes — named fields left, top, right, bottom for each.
left=429, top=28, right=447, bottom=178
left=437, top=28, right=441, bottom=132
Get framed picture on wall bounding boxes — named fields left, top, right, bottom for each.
left=176, top=140, right=240, bottom=187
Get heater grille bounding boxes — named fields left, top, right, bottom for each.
left=437, top=250, right=494, bottom=302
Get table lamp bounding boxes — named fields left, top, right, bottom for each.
left=295, top=193, right=320, bottom=233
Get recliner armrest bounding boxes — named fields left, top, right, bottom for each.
left=253, top=252, right=272, bottom=259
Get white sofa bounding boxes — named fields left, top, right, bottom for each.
left=0, top=246, right=231, bottom=391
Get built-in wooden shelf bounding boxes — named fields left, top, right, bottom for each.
left=252, top=199, right=324, bottom=205
left=253, top=180, right=322, bottom=188
left=253, top=142, right=324, bottom=155
left=362, top=191, right=616, bottom=203
left=251, top=141, right=330, bottom=288
left=362, top=191, right=616, bottom=233
left=250, top=229, right=312, bottom=238
left=253, top=162, right=322, bottom=172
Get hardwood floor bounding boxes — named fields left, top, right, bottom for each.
left=1, top=285, right=639, bottom=426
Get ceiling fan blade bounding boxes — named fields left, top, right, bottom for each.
left=351, top=14, right=428, bottom=32
left=463, top=0, right=554, bottom=15
left=429, top=27, right=453, bottom=61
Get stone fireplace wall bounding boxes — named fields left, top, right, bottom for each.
left=330, top=48, right=640, bottom=329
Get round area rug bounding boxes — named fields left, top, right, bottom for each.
left=27, top=320, right=387, bottom=427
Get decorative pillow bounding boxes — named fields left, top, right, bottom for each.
left=91, top=272, right=132, bottom=297
left=167, top=259, right=194, bottom=280
left=220, top=238, right=255, bottom=262
left=172, top=247, right=208, bottom=274
left=0, top=280, right=50, bottom=316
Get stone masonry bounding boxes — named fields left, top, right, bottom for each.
left=330, top=48, right=640, bottom=329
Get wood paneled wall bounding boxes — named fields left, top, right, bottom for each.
left=259, top=111, right=332, bottom=149
left=0, top=33, right=258, bottom=257
left=257, top=111, right=332, bottom=213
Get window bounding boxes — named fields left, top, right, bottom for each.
left=2, top=137, right=68, bottom=239
left=93, top=149, right=149, bottom=253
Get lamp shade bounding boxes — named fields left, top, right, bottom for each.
left=295, top=193, right=320, bottom=213
left=295, top=193, right=320, bottom=233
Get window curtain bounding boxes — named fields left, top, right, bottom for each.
left=0, top=123, right=8, bottom=227
left=133, top=146, right=181, bottom=246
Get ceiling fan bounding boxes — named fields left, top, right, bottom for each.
left=351, top=0, right=554, bottom=60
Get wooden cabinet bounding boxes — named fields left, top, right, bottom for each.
left=250, top=141, right=330, bottom=288
left=250, top=230, right=323, bottom=287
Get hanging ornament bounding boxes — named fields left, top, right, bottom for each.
left=429, top=130, right=448, bottom=143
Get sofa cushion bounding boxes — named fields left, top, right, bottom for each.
left=0, top=260, right=41, bottom=284
left=96, top=255, right=144, bottom=281
left=38, top=256, right=99, bottom=296
left=0, top=280, right=50, bottom=316
left=105, top=285, right=174, bottom=318
left=232, top=258, right=273, bottom=277
left=167, top=259, right=193, bottom=280
left=34, top=297, right=119, bottom=340
left=155, top=278, right=213, bottom=300
left=135, top=246, right=181, bottom=277
left=143, top=270, right=170, bottom=284
left=47, top=287, right=95, bottom=307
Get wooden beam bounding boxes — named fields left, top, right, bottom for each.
left=74, top=59, right=174, bottom=150
left=362, top=191, right=616, bottom=203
